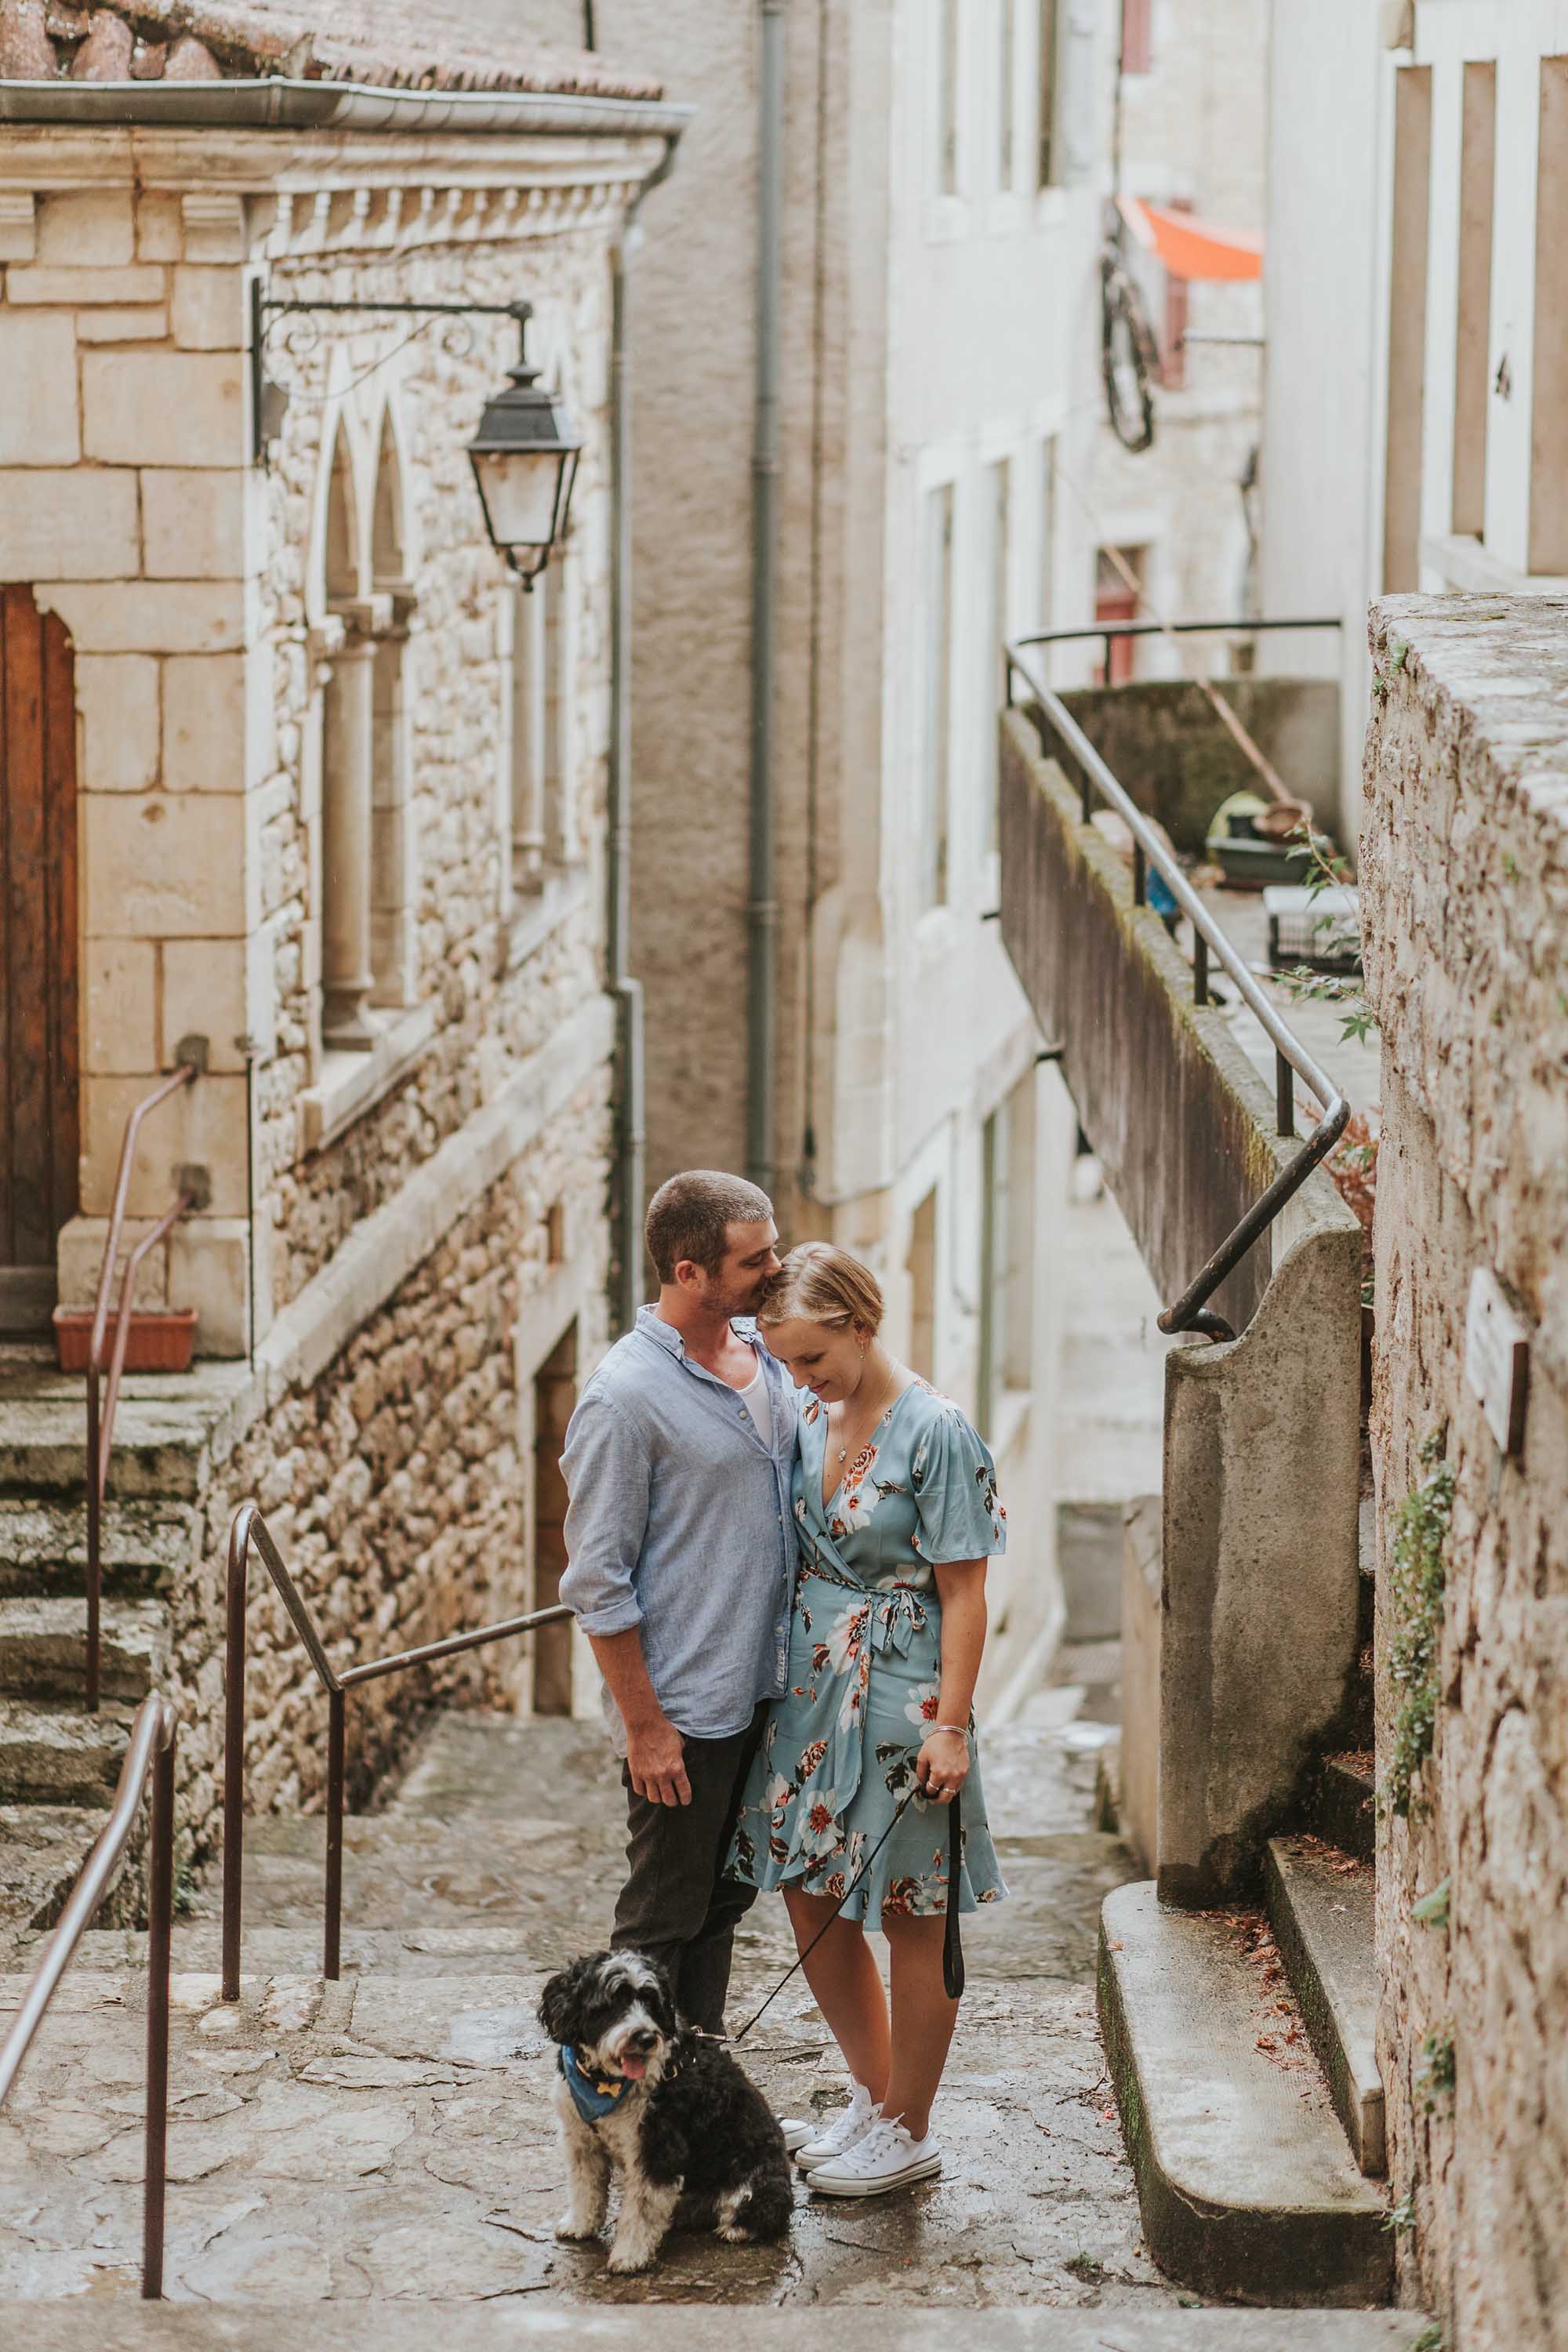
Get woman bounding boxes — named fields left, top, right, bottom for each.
left=727, top=1242, right=1007, bottom=2198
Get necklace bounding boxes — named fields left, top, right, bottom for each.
left=834, top=1363, right=895, bottom=1463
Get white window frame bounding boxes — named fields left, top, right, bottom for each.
left=986, top=0, right=1029, bottom=227
left=916, top=471, right=959, bottom=918
left=927, top=0, right=971, bottom=239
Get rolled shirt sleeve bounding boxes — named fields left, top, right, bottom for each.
left=560, top=1390, right=651, bottom=1637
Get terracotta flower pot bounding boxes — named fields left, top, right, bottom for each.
left=53, top=1307, right=198, bottom=1375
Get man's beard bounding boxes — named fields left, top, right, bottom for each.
left=712, top=1269, right=771, bottom=1318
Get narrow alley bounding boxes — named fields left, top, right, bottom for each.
left=2, top=1706, right=1417, bottom=2343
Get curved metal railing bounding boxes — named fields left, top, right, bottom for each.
left=1004, top=638, right=1350, bottom=1342
left=0, top=1693, right=177, bottom=2298
left=83, top=1047, right=208, bottom=1711
left=222, top=1501, right=575, bottom=1999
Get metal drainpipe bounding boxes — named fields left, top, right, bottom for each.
left=609, top=130, right=684, bottom=1333
left=747, top=0, right=786, bottom=1198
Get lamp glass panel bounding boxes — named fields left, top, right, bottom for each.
left=473, top=451, right=564, bottom=550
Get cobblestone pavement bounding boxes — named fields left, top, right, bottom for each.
left=0, top=1712, right=1419, bottom=2338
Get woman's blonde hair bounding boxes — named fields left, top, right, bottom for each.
left=757, top=1242, right=884, bottom=1335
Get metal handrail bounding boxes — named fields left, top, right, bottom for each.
left=1004, top=642, right=1350, bottom=1342
left=223, top=1500, right=575, bottom=1999
left=0, top=1693, right=177, bottom=2299
left=84, top=1049, right=207, bottom=1711
left=1011, top=613, right=1341, bottom=695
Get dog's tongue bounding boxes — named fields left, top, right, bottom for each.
left=620, top=2055, right=647, bottom=2081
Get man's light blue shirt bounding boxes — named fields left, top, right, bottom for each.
left=559, top=1306, right=797, bottom=1749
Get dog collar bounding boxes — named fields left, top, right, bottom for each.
left=560, top=2044, right=631, bottom=2123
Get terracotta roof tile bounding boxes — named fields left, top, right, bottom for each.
left=2, top=0, right=664, bottom=101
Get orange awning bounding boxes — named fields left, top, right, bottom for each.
left=1117, top=194, right=1263, bottom=282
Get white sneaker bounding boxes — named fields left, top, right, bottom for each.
left=793, top=2081, right=880, bottom=2172
left=806, top=2114, right=942, bottom=2197
left=777, top=2116, right=815, bottom=2155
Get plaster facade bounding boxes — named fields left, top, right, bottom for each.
left=597, top=0, right=1113, bottom=1700
left=1361, top=595, right=1568, bottom=2350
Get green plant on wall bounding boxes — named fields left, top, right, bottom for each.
left=1280, top=826, right=1378, bottom=1045
left=1381, top=1433, right=1456, bottom=1821
left=1414, top=2025, right=1456, bottom=2116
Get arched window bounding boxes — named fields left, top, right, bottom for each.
left=369, top=410, right=415, bottom=1008
left=319, top=426, right=379, bottom=1050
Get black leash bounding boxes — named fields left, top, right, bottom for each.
left=724, top=1786, right=964, bottom=2048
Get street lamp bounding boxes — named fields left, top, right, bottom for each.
left=468, top=300, right=582, bottom=589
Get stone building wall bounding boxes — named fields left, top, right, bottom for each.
left=251, top=222, right=617, bottom=1312
left=0, top=99, right=666, bottom=1858
left=178, top=1073, right=611, bottom=1849
left=1360, top=594, right=1568, bottom=2350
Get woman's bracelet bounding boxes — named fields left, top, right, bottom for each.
left=931, top=1722, right=969, bottom=1737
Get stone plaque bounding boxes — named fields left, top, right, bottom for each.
left=1465, top=1267, right=1530, bottom=1454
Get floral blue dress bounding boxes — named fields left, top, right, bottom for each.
left=726, top=1378, right=1010, bottom=1928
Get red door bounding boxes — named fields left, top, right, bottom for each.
left=1095, top=547, right=1145, bottom=684
left=0, top=586, right=78, bottom=1333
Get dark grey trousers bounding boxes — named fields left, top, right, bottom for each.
left=610, top=1702, right=767, bottom=2034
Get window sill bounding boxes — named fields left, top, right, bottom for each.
left=984, top=191, right=1025, bottom=238
left=1033, top=187, right=1069, bottom=230
left=506, top=864, right=591, bottom=973
left=1418, top=533, right=1568, bottom=597
left=299, top=1000, right=437, bottom=1156
left=914, top=900, right=956, bottom=962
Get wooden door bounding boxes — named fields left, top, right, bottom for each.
left=0, top=586, right=78, bottom=1333
left=531, top=1322, right=579, bottom=1715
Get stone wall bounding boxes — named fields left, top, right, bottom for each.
left=172, top=1072, right=611, bottom=1855
left=1360, top=595, right=1568, bottom=2349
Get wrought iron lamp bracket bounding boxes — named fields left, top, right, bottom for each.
left=248, top=282, right=532, bottom=464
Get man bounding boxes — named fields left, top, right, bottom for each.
left=560, top=1170, right=795, bottom=2036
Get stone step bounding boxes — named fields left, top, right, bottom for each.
left=0, top=1800, right=137, bottom=1940
left=0, top=1492, right=198, bottom=1597
left=0, top=2307, right=1434, bottom=2351
left=0, top=1697, right=136, bottom=1807
left=1265, top=1836, right=1385, bottom=2176
left=1311, top=1751, right=1377, bottom=1861
left=0, top=1594, right=168, bottom=1700
left=0, top=1356, right=252, bottom=1500
left=1098, top=1881, right=1392, bottom=2307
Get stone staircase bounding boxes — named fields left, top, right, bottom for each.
left=0, top=1344, right=202, bottom=1942
left=0, top=1711, right=1429, bottom=2342
left=1098, top=1491, right=1391, bottom=2305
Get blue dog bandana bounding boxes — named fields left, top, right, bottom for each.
left=560, top=2044, right=631, bottom=2123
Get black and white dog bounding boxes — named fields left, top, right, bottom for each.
left=538, top=1949, right=794, bottom=2274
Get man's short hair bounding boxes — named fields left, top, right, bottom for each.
left=644, top=1170, right=775, bottom=1284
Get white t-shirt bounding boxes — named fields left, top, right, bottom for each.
left=740, top=1361, right=771, bottom=1444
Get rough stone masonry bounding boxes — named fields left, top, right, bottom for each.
left=1360, top=595, right=1568, bottom=2352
